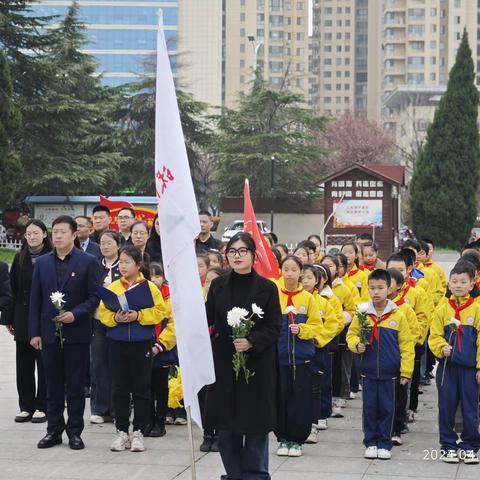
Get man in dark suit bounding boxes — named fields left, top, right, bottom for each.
left=75, top=216, right=102, bottom=260
left=89, top=205, right=111, bottom=244
left=29, top=215, right=100, bottom=450
left=0, top=260, right=12, bottom=318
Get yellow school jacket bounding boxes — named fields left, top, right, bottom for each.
left=429, top=296, right=480, bottom=369
left=332, top=278, right=357, bottom=319
left=313, top=290, right=344, bottom=347
left=347, top=300, right=414, bottom=379
left=394, top=298, right=422, bottom=346
left=416, top=262, right=443, bottom=306
left=424, top=260, right=447, bottom=292
left=397, top=282, right=431, bottom=343
left=345, top=267, right=369, bottom=302
left=156, top=285, right=176, bottom=351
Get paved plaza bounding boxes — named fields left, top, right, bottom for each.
left=0, top=253, right=477, bottom=480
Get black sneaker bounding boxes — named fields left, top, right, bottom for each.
left=210, top=436, right=219, bottom=452
left=149, top=424, right=166, bottom=437
left=199, top=435, right=213, bottom=452
left=143, top=424, right=153, bottom=437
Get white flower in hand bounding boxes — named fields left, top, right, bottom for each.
left=227, top=307, right=249, bottom=328
left=251, top=303, right=264, bottom=318
left=285, top=305, right=297, bottom=315
left=449, top=318, right=462, bottom=328
left=50, top=291, right=66, bottom=308
left=357, top=302, right=369, bottom=314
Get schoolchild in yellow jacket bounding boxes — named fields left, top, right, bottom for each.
left=275, top=255, right=323, bottom=457
left=428, top=262, right=480, bottom=464
left=340, top=242, right=369, bottom=302
left=301, top=264, right=341, bottom=442
left=420, top=238, right=447, bottom=292
left=347, top=269, right=414, bottom=460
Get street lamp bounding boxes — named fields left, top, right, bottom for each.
left=270, top=156, right=275, bottom=232
left=248, top=34, right=263, bottom=80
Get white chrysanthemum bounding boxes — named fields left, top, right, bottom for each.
left=227, top=307, right=249, bottom=327
left=50, top=291, right=65, bottom=307
left=251, top=303, right=264, bottom=318
left=357, top=302, right=369, bottom=314
left=285, top=305, right=297, bottom=315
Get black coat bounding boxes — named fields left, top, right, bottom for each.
left=205, top=270, right=281, bottom=434
left=85, top=240, right=102, bottom=260
left=1, top=248, right=50, bottom=341
left=0, top=261, right=12, bottom=317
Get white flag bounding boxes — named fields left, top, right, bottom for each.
left=154, top=10, right=215, bottom=427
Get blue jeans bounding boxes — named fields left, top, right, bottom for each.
left=218, top=431, right=270, bottom=480
left=90, top=319, right=112, bottom=416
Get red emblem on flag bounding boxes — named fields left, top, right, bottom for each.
left=156, top=166, right=175, bottom=198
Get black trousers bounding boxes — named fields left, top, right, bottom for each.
left=110, top=340, right=152, bottom=433
left=42, top=342, right=89, bottom=437
left=393, top=378, right=408, bottom=436
left=16, top=340, right=46, bottom=414
left=149, top=367, right=169, bottom=427
left=409, top=346, right=423, bottom=411
left=275, top=364, right=312, bottom=444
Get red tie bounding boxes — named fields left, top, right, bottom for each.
left=368, top=312, right=393, bottom=345
left=348, top=268, right=360, bottom=277
left=447, top=297, right=474, bottom=352
left=395, top=285, right=410, bottom=307
left=407, top=277, right=416, bottom=288
left=282, top=289, right=302, bottom=325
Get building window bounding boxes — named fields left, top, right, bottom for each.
left=240, top=59, right=245, bottom=68
left=336, top=45, right=342, bottom=52
left=407, top=72, right=424, bottom=84
left=323, top=71, right=332, bottom=78
left=297, top=16, right=305, bottom=25
left=408, top=56, right=425, bottom=69
left=297, top=32, right=305, bottom=40
left=336, top=83, right=341, bottom=90
left=430, top=72, right=436, bottom=81
left=336, top=71, right=342, bottom=77
left=297, top=1, right=304, bottom=10
left=240, top=12, right=246, bottom=22
left=430, top=40, right=437, bottom=49
left=336, top=57, right=342, bottom=65
left=325, top=83, right=332, bottom=90
left=454, top=16, right=461, bottom=25
left=240, top=28, right=245, bottom=37
left=345, top=71, right=350, bottom=77
left=324, top=97, right=332, bottom=104
left=296, top=47, right=305, bottom=56
left=325, top=19, right=332, bottom=27
left=240, top=75, right=245, bottom=84
left=324, top=33, right=332, bottom=40
left=324, top=58, right=332, bottom=65
left=324, top=45, right=332, bottom=52
left=430, top=56, right=436, bottom=65
left=408, top=8, right=425, bottom=20
left=337, top=20, right=342, bottom=27
left=411, top=41, right=424, bottom=50
left=296, top=78, right=304, bottom=87
left=408, top=25, right=425, bottom=37
left=454, top=0, right=461, bottom=7
left=336, top=32, right=342, bottom=39
left=345, top=83, right=350, bottom=90
left=430, top=8, right=437, bottom=16
left=431, top=24, right=437, bottom=33
left=455, top=32, right=461, bottom=40
left=336, top=97, right=341, bottom=104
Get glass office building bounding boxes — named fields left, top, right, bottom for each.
left=31, top=1, right=178, bottom=86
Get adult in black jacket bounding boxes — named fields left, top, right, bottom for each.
left=0, top=261, right=12, bottom=316
left=205, top=232, right=281, bottom=480
left=145, top=214, right=162, bottom=264
left=90, top=230, right=122, bottom=424
left=1, top=220, right=51, bottom=424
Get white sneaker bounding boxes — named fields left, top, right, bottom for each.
left=364, top=446, right=378, bottom=459
left=110, top=431, right=131, bottom=451
left=288, top=443, right=302, bottom=457
left=305, top=425, right=319, bottom=444
left=406, top=410, right=415, bottom=423
left=335, top=398, right=347, bottom=408
left=331, top=406, right=344, bottom=418
left=377, top=448, right=392, bottom=460
left=442, top=450, right=459, bottom=463
left=31, top=410, right=46, bottom=423
left=174, top=417, right=187, bottom=425
left=392, top=435, right=403, bottom=446
left=348, top=392, right=357, bottom=400
left=130, top=431, right=145, bottom=452
left=165, top=415, right=174, bottom=425
left=462, top=450, right=479, bottom=464
left=317, top=419, right=328, bottom=430
left=276, top=441, right=290, bottom=456
left=90, top=415, right=105, bottom=424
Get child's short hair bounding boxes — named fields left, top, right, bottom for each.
left=399, top=249, right=416, bottom=267
left=450, top=261, right=476, bottom=280
left=461, top=250, right=480, bottom=272
left=422, top=238, right=434, bottom=247
left=402, top=239, right=421, bottom=252
left=271, top=247, right=282, bottom=266
left=322, top=254, right=340, bottom=269
left=368, top=269, right=391, bottom=287
left=356, top=232, right=374, bottom=242
left=119, top=245, right=143, bottom=265
left=335, top=252, right=348, bottom=271
left=150, top=262, right=165, bottom=277
left=208, top=249, right=224, bottom=267
left=207, top=266, right=226, bottom=277
left=387, top=268, right=404, bottom=286
left=275, top=243, right=289, bottom=256
left=386, top=252, right=407, bottom=267
left=298, top=240, right=316, bottom=254
left=361, top=241, right=378, bottom=254
left=341, top=241, right=359, bottom=255
left=196, top=252, right=210, bottom=267
left=281, top=255, right=303, bottom=270
left=307, top=234, right=322, bottom=246
left=418, top=240, right=430, bottom=255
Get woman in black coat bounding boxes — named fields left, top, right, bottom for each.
left=2, top=220, right=52, bottom=423
left=205, top=232, right=281, bottom=480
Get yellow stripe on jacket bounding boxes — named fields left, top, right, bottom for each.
left=157, top=293, right=176, bottom=351
left=332, top=280, right=357, bottom=319
left=396, top=302, right=421, bottom=346
left=312, top=291, right=343, bottom=347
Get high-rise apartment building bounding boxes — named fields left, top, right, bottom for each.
left=31, top=0, right=179, bottom=86
left=177, top=0, right=313, bottom=108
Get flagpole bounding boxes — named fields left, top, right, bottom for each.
left=320, top=193, right=346, bottom=246
left=186, top=406, right=197, bottom=480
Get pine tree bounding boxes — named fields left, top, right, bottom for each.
left=0, top=49, right=21, bottom=205
left=214, top=75, right=327, bottom=200
left=15, top=1, right=126, bottom=195
left=410, top=30, right=479, bottom=249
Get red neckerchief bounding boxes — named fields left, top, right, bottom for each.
left=476, top=278, right=480, bottom=289
left=407, top=277, right=417, bottom=288
left=362, top=263, right=376, bottom=272
left=447, top=297, right=474, bottom=352
left=423, top=261, right=433, bottom=267
left=368, top=311, right=394, bottom=345
left=348, top=267, right=360, bottom=277
left=394, top=285, right=410, bottom=307
left=282, top=288, right=303, bottom=325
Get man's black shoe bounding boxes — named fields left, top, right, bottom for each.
left=68, top=434, right=85, bottom=450
left=37, top=433, right=62, bottom=449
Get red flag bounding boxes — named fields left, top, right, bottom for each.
left=243, top=179, right=280, bottom=279
left=99, top=195, right=134, bottom=211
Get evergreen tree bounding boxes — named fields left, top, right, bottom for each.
left=0, top=49, right=21, bottom=205
left=14, top=1, right=126, bottom=195
left=214, top=75, right=327, bottom=200
left=410, top=30, right=479, bottom=249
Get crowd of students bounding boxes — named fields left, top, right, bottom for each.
left=0, top=208, right=479, bottom=475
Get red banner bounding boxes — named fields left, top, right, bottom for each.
left=99, top=195, right=157, bottom=230
left=243, top=180, right=280, bottom=279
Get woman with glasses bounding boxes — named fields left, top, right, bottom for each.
left=2, top=220, right=52, bottom=424
left=205, top=232, right=282, bottom=480
left=131, top=221, right=151, bottom=279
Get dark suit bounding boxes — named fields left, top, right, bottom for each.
left=29, top=247, right=100, bottom=438
left=84, top=240, right=102, bottom=260
left=0, top=261, right=12, bottom=316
